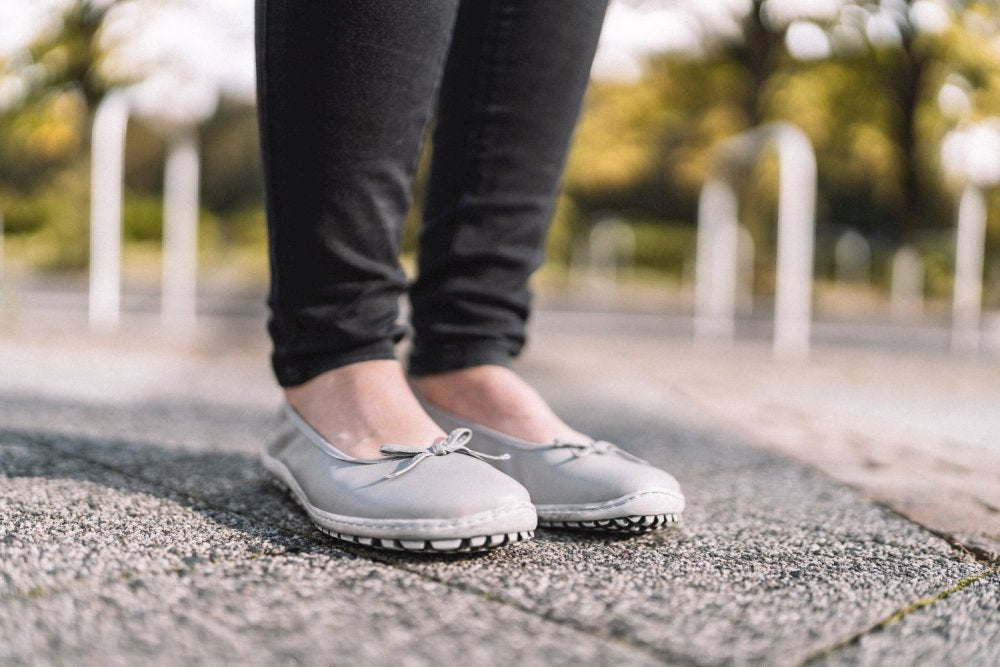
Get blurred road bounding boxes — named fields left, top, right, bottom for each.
left=1, top=294, right=998, bottom=664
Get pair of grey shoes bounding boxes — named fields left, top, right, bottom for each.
left=262, top=400, right=684, bottom=553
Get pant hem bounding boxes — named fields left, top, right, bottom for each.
left=273, top=342, right=398, bottom=387
left=407, top=341, right=515, bottom=376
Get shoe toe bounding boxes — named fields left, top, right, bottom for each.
left=594, top=460, right=684, bottom=508
left=530, top=451, right=685, bottom=517
left=383, top=454, right=533, bottom=519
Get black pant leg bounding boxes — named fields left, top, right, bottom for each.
left=256, top=0, right=459, bottom=387
left=408, top=0, right=609, bottom=376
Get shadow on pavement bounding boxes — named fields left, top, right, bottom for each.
left=0, top=420, right=670, bottom=562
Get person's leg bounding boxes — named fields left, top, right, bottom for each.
left=257, top=0, right=460, bottom=455
left=409, top=0, right=608, bottom=443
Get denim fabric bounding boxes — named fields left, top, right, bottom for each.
left=256, top=0, right=608, bottom=386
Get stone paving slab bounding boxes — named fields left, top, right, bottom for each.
left=817, top=571, right=999, bottom=667
left=0, top=435, right=290, bottom=597
left=522, top=331, right=1000, bottom=560
left=1, top=391, right=993, bottom=665
left=381, top=459, right=986, bottom=665
left=2, top=547, right=657, bottom=667
left=0, top=427, right=658, bottom=666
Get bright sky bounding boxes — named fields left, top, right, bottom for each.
left=0, top=0, right=957, bottom=102
left=0, top=0, right=763, bottom=92
left=4, top=0, right=991, bottom=179
left=0, top=0, right=76, bottom=56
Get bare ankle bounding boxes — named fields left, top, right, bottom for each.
left=285, top=360, right=444, bottom=458
left=411, top=365, right=587, bottom=444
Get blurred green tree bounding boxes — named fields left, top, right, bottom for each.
left=562, top=0, right=998, bottom=290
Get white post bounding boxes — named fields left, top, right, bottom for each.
left=890, top=246, right=924, bottom=320
left=0, top=208, right=5, bottom=288
left=89, top=91, right=130, bottom=331
left=834, top=230, right=872, bottom=284
left=569, top=236, right=589, bottom=290
left=161, top=129, right=200, bottom=332
left=952, top=183, right=987, bottom=354
left=587, top=218, right=635, bottom=291
left=773, top=125, right=816, bottom=360
left=695, top=178, right=739, bottom=340
left=695, top=124, right=816, bottom=355
left=735, top=225, right=755, bottom=316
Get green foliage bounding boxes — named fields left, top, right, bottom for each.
left=122, top=190, right=162, bottom=242
left=0, top=89, right=87, bottom=191
left=544, top=194, right=581, bottom=269
left=921, top=237, right=958, bottom=299
left=629, top=221, right=696, bottom=278
left=10, top=166, right=90, bottom=270
left=1, top=195, right=48, bottom=236
left=199, top=103, right=264, bottom=215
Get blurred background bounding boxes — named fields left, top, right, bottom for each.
left=0, top=0, right=998, bottom=338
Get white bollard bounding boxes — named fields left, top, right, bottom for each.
left=773, top=125, right=816, bottom=360
left=88, top=90, right=131, bottom=331
left=0, top=208, right=5, bottom=287
left=161, top=129, right=201, bottom=333
left=834, top=230, right=872, bottom=284
left=569, top=236, right=589, bottom=290
left=952, top=183, right=988, bottom=354
left=694, top=178, right=739, bottom=340
left=890, top=246, right=924, bottom=320
left=587, top=218, right=635, bottom=291
left=736, top=225, right=755, bottom=316
left=695, top=125, right=816, bottom=357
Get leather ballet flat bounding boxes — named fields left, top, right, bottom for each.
left=419, top=399, right=684, bottom=533
left=262, top=404, right=537, bottom=552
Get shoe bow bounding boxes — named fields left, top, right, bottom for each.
left=551, top=438, right=647, bottom=464
left=379, top=428, right=510, bottom=479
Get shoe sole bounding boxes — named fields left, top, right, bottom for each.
left=316, top=523, right=533, bottom=553
left=267, top=474, right=533, bottom=554
left=539, top=513, right=681, bottom=533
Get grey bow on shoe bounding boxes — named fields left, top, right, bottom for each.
left=551, top=438, right=648, bottom=464
left=380, top=428, right=511, bottom=479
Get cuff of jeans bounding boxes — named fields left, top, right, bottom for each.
left=407, top=340, right=516, bottom=376
left=272, top=340, right=398, bottom=387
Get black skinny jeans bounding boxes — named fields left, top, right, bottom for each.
left=256, top=0, right=608, bottom=387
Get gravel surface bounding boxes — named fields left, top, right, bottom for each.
left=2, top=390, right=994, bottom=665
left=0, top=321, right=996, bottom=665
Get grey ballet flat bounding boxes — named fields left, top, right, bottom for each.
left=262, top=404, right=537, bottom=553
left=420, top=400, right=684, bottom=533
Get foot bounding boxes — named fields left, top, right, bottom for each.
left=411, top=365, right=685, bottom=533
left=409, top=365, right=589, bottom=445
left=284, top=360, right=446, bottom=459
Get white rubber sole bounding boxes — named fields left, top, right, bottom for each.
left=539, top=513, right=681, bottom=533
left=534, top=489, right=684, bottom=534
left=264, top=465, right=534, bottom=554
left=314, top=521, right=533, bottom=553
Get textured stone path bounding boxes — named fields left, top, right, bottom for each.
left=0, top=318, right=997, bottom=665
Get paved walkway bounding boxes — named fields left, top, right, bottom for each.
left=0, top=311, right=997, bottom=665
